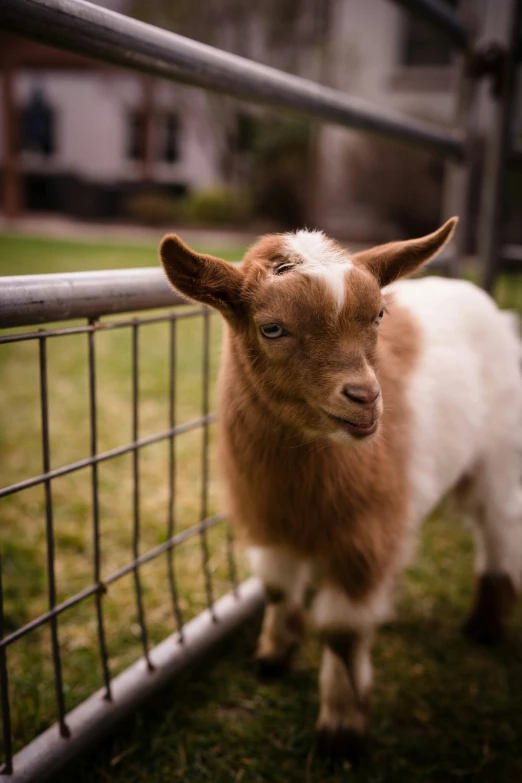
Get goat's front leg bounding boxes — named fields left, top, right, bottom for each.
left=316, top=633, right=373, bottom=762
left=248, top=546, right=308, bottom=676
left=312, top=583, right=390, bottom=761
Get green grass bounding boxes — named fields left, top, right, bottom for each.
left=2, top=234, right=522, bottom=781
left=0, top=233, right=244, bottom=275
left=59, top=508, right=522, bottom=783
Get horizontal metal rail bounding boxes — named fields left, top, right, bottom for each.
left=7, top=578, right=264, bottom=783
left=0, top=247, right=460, bottom=332
left=0, top=414, right=216, bottom=499
left=0, top=307, right=209, bottom=344
left=0, top=267, right=186, bottom=328
left=389, top=0, right=469, bottom=49
left=0, top=0, right=464, bottom=159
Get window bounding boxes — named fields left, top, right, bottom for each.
left=127, top=109, right=145, bottom=160
left=21, top=86, right=56, bottom=157
left=160, top=112, right=180, bottom=163
left=235, top=112, right=258, bottom=153
left=400, top=1, right=458, bottom=67
left=126, top=110, right=180, bottom=162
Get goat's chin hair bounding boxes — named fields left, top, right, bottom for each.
left=328, top=427, right=380, bottom=447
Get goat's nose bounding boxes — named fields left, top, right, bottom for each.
left=343, top=383, right=380, bottom=405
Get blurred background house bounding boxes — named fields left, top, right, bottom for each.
left=1, top=0, right=521, bottom=244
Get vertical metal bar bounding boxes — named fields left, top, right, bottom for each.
left=167, top=319, right=184, bottom=639
left=39, top=335, right=70, bottom=738
left=88, top=322, right=112, bottom=699
left=199, top=310, right=216, bottom=619
left=226, top=527, right=239, bottom=597
left=131, top=322, right=153, bottom=669
left=440, top=0, right=479, bottom=276
left=478, top=0, right=521, bottom=292
left=0, top=557, right=13, bottom=775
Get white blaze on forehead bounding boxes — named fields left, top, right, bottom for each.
left=283, top=230, right=353, bottom=311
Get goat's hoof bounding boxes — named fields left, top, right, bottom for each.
left=253, top=652, right=292, bottom=679
left=462, top=615, right=503, bottom=646
left=463, top=573, right=516, bottom=645
left=316, top=725, right=367, bottom=764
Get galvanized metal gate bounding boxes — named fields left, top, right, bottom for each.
left=0, top=0, right=521, bottom=780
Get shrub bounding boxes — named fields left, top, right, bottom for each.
left=124, top=190, right=182, bottom=226
left=346, top=136, right=445, bottom=238
left=250, top=118, right=310, bottom=229
left=180, top=187, right=252, bottom=226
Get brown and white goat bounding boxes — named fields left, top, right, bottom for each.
left=160, top=219, right=522, bottom=759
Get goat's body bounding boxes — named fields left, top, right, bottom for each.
left=396, top=277, right=522, bottom=544
left=161, top=221, right=521, bottom=758
left=218, top=299, right=415, bottom=601
left=220, top=276, right=522, bottom=599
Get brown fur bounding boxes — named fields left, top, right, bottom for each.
left=159, top=220, right=457, bottom=602
left=351, top=218, right=457, bottom=286
left=218, top=299, right=419, bottom=600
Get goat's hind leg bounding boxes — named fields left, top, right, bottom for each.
left=463, top=448, right=522, bottom=644
left=248, top=547, right=308, bottom=676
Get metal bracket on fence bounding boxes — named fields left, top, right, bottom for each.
left=465, top=40, right=508, bottom=99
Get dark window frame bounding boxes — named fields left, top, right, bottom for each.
left=160, top=111, right=180, bottom=164
left=399, top=1, right=459, bottom=68
left=126, top=108, right=146, bottom=161
left=20, top=86, right=57, bottom=158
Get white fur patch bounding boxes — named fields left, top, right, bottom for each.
left=311, top=582, right=393, bottom=631
left=392, top=276, right=522, bottom=587
left=284, top=230, right=353, bottom=311
left=247, top=546, right=310, bottom=601
left=318, top=646, right=370, bottom=730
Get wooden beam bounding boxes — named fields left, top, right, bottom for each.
left=2, top=64, right=21, bottom=219
left=0, top=33, right=106, bottom=70
left=141, top=76, right=156, bottom=182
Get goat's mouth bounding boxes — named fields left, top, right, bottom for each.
left=323, top=411, right=379, bottom=439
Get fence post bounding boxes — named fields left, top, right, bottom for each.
left=477, top=0, right=521, bottom=292
left=441, top=0, right=479, bottom=274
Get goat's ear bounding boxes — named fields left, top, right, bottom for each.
left=351, top=217, right=458, bottom=287
left=160, top=234, right=244, bottom=321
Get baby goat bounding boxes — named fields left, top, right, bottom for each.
left=160, top=219, right=522, bottom=760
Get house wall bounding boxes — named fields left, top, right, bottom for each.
left=2, top=0, right=520, bottom=234
left=13, top=70, right=220, bottom=188
left=315, top=0, right=458, bottom=238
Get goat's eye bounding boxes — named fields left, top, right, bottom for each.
left=375, top=310, right=384, bottom=325
left=260, top=323, right=285, bottom=339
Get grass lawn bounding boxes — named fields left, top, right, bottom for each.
left=60, top=509, right=522, bottom=783
left=1, top=233, right=522, bottom=781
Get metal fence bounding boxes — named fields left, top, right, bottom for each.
left=0, top=271, right=264, bottom=782
left=0, top=0, right=521, bottom=780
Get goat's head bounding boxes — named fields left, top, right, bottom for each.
left=160, top=218, right=457, bottom=443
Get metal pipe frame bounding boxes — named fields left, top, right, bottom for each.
left=1, top=0, right=520, bottom=778
left=0, top=281, right=242, bottom=778
left=477, top=0, right=521, bottom=291
left=6, top=578, right=264, bottom=783
left=0, top=267, right=187, bottom=328
left=0, top=0, right=464, bottom=159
